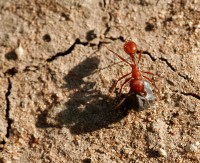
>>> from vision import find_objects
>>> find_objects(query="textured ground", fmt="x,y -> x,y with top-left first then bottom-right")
0,0 -> 200,162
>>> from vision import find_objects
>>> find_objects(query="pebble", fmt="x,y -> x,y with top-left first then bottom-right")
15,44 -> 24,59
186,142 -> 199,152
158,148 -> 167,157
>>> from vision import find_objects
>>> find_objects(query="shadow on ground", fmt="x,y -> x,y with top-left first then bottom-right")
36,56 -> 128,134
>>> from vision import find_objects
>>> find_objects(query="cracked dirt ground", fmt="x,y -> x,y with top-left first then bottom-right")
0,0 -> 200,162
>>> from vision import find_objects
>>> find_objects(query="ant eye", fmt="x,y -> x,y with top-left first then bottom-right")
123,41 -> 137,56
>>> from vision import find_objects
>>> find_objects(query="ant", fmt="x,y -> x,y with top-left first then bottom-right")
106,40 -> 158,109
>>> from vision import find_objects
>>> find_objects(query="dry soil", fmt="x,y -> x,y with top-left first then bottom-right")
0,0 -> 200,162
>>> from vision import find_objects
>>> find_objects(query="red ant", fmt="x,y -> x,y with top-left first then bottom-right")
107,41 -> 158,109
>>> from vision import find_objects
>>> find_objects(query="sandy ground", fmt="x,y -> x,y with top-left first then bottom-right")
0,0 -> 200,162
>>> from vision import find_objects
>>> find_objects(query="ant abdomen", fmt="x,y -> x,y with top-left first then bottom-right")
130,79 -> 145,95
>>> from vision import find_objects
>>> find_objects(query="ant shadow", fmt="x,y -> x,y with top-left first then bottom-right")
36,56 -> 128,134
57,56 -> 129,134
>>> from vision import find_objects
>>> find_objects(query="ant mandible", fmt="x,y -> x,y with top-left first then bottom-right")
107,40 -> 158,109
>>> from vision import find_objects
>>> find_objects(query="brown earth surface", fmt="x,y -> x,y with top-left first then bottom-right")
0,0 -> 200,162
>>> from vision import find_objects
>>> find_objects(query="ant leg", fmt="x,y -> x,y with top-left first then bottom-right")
141,71 -> 154,75
106,47 -> 132,66
142,71 -> 160,82
118,77 -> 132,95
142,75 -> 160,93
109,72 -> 132,93
115,92 -> 134,109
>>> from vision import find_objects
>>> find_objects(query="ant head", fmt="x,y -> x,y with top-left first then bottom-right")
123,41 -> 137,56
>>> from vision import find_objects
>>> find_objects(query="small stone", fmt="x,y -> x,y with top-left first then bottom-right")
15,44 -> 24,59
195,141 -> 199,146
186,143 -> 198,152
158,148 -> 167,157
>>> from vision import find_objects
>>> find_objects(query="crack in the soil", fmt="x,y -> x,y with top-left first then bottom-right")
46,35 -> 125,63
142,51 -> 156,62
4,67 -> 18,76
159,57 -> 176,71
46,39 -> 88,62
104,24 -> 111,36
178,72 -> 188,80
181,92 -> 200,100
105,36 -> 125,42
5,78 -> 12,138
158,58 -> 192,81
173,90 -> 200,100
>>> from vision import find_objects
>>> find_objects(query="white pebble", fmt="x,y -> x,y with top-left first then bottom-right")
15,44 -> 24,59
158,148 -> 167,157
195,141 -> 199,146
186,143 -> 198,152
